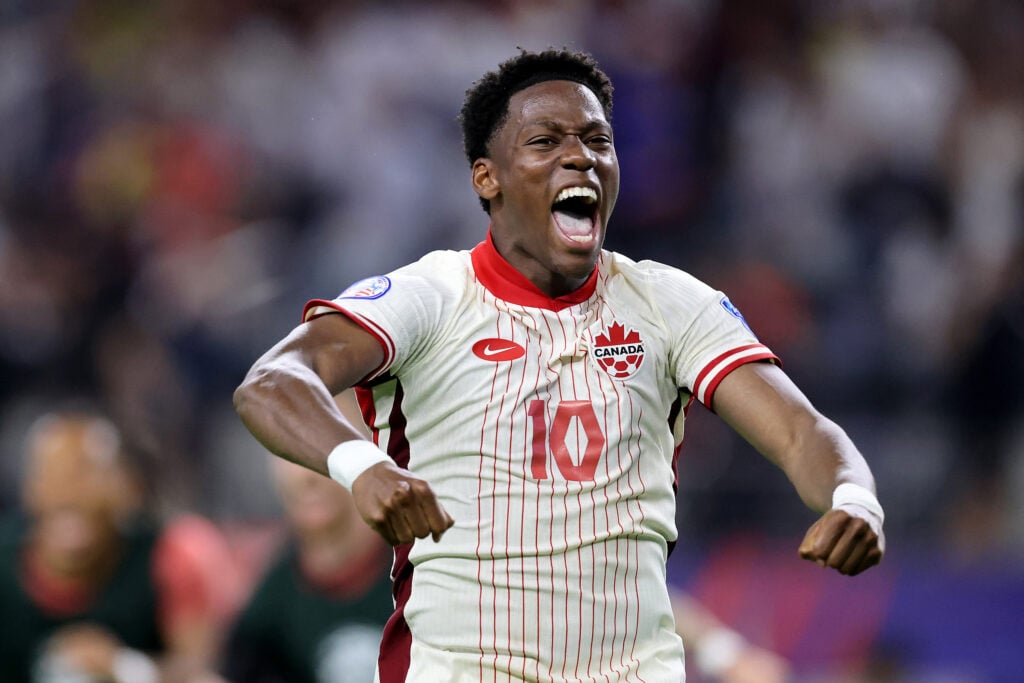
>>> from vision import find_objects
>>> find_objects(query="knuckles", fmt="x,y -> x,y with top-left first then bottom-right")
408,479 -> 433,496
382,477 -> 432,508
367,512 -> 390,528
355,474 -> 448,545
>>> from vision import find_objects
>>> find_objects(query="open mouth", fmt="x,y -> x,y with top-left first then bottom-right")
552,186 -> 599,244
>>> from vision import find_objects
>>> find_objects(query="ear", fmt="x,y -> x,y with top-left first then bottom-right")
471,159 -> 500,203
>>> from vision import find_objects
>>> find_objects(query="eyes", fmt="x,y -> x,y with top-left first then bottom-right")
525,133 -> 613,150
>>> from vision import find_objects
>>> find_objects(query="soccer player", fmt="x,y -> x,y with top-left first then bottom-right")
234,49 -> 885,682
0,410 -> 239,683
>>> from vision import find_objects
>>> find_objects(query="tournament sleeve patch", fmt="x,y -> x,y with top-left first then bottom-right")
720,296 -> 753,333
339,275 -> 391,300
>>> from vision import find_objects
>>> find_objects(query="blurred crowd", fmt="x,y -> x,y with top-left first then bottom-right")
0,0 -> 1022,680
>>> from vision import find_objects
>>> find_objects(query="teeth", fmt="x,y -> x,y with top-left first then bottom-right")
554,187 -> 597,204
567,234 -> 591,243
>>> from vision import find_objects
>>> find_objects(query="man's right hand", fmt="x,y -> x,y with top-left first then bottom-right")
351,461 -> 454,545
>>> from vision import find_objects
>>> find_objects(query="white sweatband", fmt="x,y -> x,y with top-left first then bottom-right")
832,482 -> 884,524
693,627 -> 745,676
112,648 -> 159,683
327,440 -> 391,489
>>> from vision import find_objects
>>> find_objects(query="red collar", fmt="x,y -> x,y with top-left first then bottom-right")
470,232 -> 599,311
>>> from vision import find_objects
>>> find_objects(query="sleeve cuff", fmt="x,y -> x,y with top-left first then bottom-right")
692,343 -> 780,411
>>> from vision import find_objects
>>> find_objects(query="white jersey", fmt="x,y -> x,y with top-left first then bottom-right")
304,236 -> 777,683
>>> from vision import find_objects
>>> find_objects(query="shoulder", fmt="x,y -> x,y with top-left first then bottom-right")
334,249 -> 471,292
603,251 -> 709,286
306,249 -> 471,323
353,250 -> 471,304
415,248 -> 472,269
392,250 -> 471,286
600,252 -> 717,305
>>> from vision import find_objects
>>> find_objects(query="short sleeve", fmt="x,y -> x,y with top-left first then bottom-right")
302,254 -> 457,382
653,268 -> 779,411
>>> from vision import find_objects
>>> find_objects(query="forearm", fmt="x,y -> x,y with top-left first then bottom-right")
715,363 -> 884,574
779,411 -> 876,514
714,363 -> 877,512
234,358 -> 367,475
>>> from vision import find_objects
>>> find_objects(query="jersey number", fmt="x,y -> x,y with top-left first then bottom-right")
527,399 -> 605,482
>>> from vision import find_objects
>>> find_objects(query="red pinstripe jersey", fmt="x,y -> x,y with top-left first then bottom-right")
304,235 -> 778,682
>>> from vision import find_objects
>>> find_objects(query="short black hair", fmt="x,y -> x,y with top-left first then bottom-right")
459,48 -> 614,213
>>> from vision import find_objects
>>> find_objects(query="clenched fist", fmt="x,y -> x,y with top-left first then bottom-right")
351,461 -> 455,545
799,506 -> 884,576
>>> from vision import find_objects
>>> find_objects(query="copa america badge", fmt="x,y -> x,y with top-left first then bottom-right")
720,297 -> 753,332
339,276 -> 391,300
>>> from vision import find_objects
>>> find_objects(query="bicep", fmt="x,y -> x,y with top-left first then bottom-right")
711,361 -> 821,468
262,313 -> 385,394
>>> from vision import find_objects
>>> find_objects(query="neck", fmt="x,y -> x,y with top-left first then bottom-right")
514,257 -> 589,298
472,231 -> 599,311
495,237 -> 590,297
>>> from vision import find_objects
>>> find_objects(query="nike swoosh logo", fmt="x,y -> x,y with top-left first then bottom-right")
472,338 -> 526,362
483,344 -> 517,356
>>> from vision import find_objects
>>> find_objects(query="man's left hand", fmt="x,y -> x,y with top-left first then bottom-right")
798,507 -> 884,576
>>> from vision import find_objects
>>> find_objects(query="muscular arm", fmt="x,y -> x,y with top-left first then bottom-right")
713,362 -> 884,575
233,314 -> 383,475
234,313 -> 453,545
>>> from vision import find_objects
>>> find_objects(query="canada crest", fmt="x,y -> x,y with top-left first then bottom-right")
592,322 -> 645,380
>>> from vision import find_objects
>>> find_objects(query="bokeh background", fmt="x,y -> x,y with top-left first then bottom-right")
1,0 -> 1022,681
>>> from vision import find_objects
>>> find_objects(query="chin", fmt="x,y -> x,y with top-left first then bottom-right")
563,233 -> 603,262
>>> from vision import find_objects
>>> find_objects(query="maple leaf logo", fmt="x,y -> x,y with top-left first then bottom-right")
594,322 -> 641,347
592,322 -> 645,380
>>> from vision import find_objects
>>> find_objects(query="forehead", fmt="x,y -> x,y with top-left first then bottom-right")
505,80 -> 608,130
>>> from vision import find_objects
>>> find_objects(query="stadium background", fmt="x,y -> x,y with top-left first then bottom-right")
0,1 -> 1021,681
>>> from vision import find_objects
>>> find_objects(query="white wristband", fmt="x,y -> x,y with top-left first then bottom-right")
327,440 -> 391,489
112,648 -> 159,683
693,627 -> 745,676
832,482 -> 884,524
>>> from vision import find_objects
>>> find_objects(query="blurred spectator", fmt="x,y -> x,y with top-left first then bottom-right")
0,408 -> 240,683
220,394 -> 393,683
671,588 -> 791,683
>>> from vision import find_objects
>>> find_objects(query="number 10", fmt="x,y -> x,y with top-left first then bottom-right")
527,400 -> 606,482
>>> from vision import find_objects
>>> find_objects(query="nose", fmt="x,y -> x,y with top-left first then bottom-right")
560,135 -> 594,170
